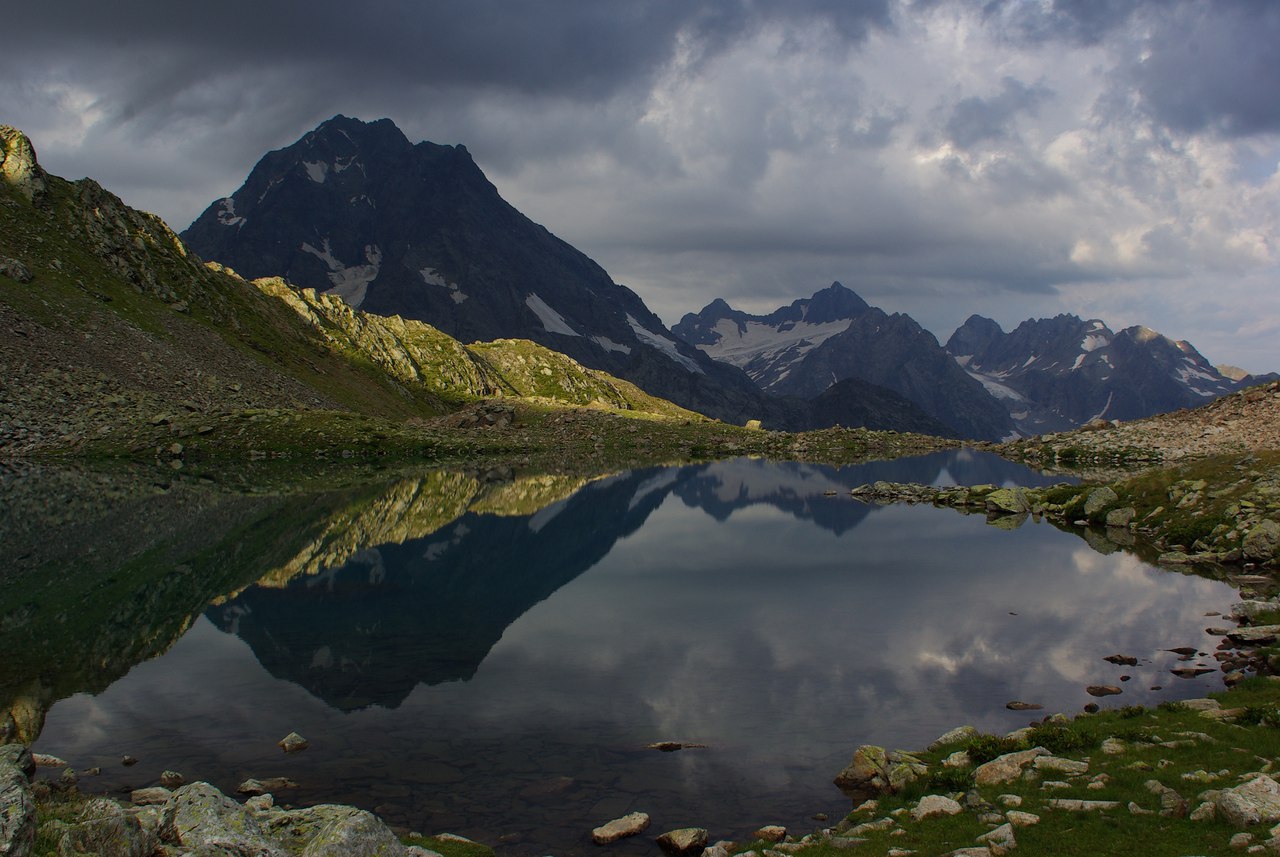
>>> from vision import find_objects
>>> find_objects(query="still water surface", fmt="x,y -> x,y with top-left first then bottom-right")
34,451 -> 1239,854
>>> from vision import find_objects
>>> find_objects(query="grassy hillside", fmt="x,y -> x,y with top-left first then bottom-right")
0,126 -> 710,465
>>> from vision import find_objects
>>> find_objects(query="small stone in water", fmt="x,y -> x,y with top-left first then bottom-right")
278,732 -> 309,753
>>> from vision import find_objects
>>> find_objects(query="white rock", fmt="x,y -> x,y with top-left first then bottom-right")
1218,776 -> 1280,828
592,812 -> 651,845
910,795 -> 962,822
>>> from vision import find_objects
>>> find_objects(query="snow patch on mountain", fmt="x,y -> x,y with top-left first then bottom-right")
216,198 -> 245,228
701,318 -> 851,366
627,315 -> 703,373
421,268 -> 467,304
302,161 -> 329,183
526,293 -> 579,337
301,238 -> 381,307
592,336 -> 631,355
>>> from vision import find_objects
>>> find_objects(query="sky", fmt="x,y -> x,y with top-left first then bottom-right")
4,0 -> 1279,371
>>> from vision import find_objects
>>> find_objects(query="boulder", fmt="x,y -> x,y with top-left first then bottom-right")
752,826 -> 786,843
1243,521 -> 1280,563
268,805 -> 406,857
58,797 -> 157,857
985,488 -> 1031,515
129,787 -> 171,806
1047,799 -> 1120,811
157,782 -> 282,856
591,812 -> 650,845
657,827 -> 709,856
0,755 -> 36,857
278,732 -> 309,753
927,725 -> 978,752
0,746 -> 34,781
1033,756 -> 1088,775
1083,487 -> 1119,517
1086,685 -> 1123,697
976,823 -> 1016,856
833,746 -> 926,796
973,748 -> 1048,786
1006,811 -> 1040,827
1217,775 -> 1280,828
910,795 -> 962,821
1105,506 -> 1136,527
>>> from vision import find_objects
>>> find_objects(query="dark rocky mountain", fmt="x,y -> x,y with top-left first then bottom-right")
672,282 -> 1014,440
945,314 -> 1244,432
181,115 -> 804,426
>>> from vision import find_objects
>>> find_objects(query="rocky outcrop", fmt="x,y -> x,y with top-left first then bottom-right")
0,746 -> 36,857
833,745 -> 928,797
0,127 -> 46,203
57,797 -> 157,857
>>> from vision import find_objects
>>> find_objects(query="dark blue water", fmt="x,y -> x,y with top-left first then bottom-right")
33,452 -> 1238,855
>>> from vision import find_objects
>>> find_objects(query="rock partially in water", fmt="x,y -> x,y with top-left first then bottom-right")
657,827 -> 709,856
592,812 -> 650,845
1086,685 -> 1123,697
278,732 -> 309,753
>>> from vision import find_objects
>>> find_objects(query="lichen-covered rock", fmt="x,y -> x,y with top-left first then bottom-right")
58,798 -> 156,857
910,795 -> 962,821
1243,521 -> 1280,563
296,807 -> 405,857
157,782 -> 281,856
0,127 -> 47,203
0,746 -> 34,781
973,748 -> 1048,786
657,827 -> 709,856
0,754 -> 36,857
834,746 -> 926,796
1217,775 -> 1280,828
928,725 -> 978,752
1105,506 -> 1135,527
0,257 -> 31,284
977,822 -> 1016,856
1083,486 -> 1119,517
985,488 -> 1031,515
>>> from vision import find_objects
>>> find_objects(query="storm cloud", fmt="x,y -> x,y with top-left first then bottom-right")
2,0 -> 1277,370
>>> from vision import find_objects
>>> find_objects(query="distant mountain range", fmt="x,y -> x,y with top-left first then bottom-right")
181,115 -> 947,436
675,283 -> 1275,440
944,314 -> 1272,434
672,282 -> 1015,440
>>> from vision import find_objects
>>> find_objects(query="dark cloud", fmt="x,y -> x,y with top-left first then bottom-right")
943,76 -> 1053,148
1127,1 -> 1280,136
2,0 -> 1277,371
5,0 -> 890,114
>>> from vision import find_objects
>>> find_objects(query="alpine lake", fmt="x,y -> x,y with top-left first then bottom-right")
2,449 -> 1249,855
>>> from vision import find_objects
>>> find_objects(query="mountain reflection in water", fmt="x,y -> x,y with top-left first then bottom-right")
27,452 -> 1239,856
